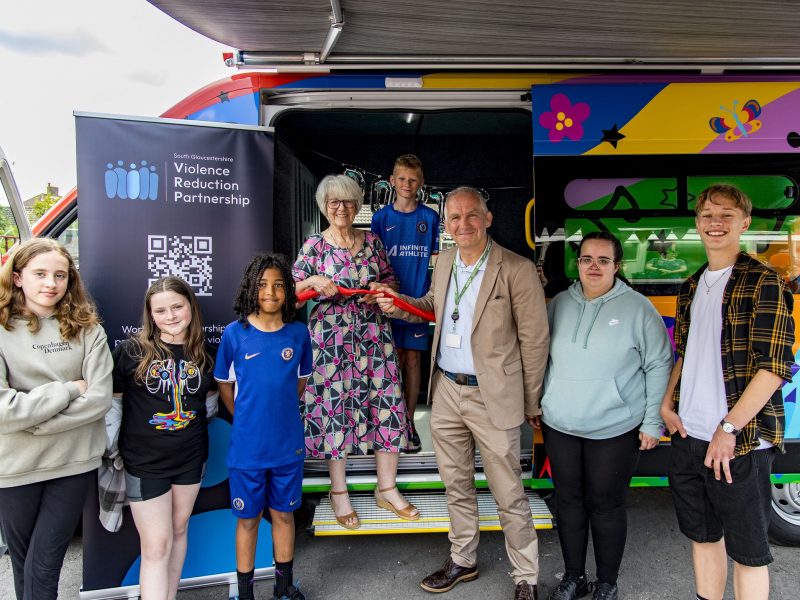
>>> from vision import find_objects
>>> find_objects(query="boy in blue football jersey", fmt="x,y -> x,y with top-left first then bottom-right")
371,154 -> 439,452
215,254 -> 312,600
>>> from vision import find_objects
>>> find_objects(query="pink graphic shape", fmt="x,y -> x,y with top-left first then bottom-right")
539,93 -> 591,142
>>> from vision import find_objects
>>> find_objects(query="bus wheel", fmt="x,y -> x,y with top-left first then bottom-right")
769,482 -> 800,546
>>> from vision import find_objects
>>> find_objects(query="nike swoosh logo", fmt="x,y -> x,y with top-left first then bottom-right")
245,353 -> 260,360
386,225 -> 397,231
413,333 -> 426,338
289,498 -> 299,506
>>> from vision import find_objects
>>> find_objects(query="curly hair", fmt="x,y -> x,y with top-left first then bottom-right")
233,253 -> 297,325
131,276 -> 213,384
0,238 -> 100,340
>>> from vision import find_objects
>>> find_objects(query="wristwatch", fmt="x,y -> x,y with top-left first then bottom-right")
720,419 -> 741,435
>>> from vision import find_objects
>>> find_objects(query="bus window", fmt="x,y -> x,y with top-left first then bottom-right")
0,180 -> 20,254
56,219 -> 80,268
535,161 -> 800,294
565,178 -> 679,211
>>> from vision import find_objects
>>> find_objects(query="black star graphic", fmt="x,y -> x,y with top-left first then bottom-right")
601,124 -> 625,148
659,187 -> 679,209
218,91 -> 230,103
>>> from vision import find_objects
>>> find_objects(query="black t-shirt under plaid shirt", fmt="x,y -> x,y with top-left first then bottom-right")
673,253 -> 795,456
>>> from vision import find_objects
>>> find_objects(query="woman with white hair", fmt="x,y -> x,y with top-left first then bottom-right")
293,174 -> 419,530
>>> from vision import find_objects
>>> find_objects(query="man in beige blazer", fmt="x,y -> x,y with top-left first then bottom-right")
377,186 -> 549,600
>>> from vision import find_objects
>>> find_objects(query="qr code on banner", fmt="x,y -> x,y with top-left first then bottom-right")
147,235 -> 213,296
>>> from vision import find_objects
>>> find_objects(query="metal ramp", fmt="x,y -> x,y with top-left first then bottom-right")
312,490 -> 552,536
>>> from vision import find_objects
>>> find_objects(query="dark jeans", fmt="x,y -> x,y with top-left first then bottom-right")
542,423 -> 640,585
0,471 -> 92,600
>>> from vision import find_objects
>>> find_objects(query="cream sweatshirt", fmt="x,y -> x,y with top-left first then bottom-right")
0,316 -> 112,487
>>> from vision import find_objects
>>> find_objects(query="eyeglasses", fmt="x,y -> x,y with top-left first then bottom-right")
577,256 -> 615,268
327,199 -> 356,209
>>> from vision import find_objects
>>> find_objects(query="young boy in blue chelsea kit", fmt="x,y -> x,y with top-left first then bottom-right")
215,254 -> 312,600
371,154 -> 439,451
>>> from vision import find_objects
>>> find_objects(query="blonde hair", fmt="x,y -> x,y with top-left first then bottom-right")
315,174 -> 364,214
393,154 -> 424,179
696,184 -> 752,217
0,238 -> 100,340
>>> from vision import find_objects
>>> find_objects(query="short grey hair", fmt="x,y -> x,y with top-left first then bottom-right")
315,174 -> 364,214
444,186 -> 489,214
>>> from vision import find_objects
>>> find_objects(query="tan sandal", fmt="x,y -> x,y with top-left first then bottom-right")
328,489 -> 360,530
374,485 -> 420,521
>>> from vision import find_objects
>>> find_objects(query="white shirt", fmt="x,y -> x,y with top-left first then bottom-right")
679,266 -> 730,442
436,249 -> 487,375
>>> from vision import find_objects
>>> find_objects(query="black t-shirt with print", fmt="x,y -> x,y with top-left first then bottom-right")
113,339 -> 216,478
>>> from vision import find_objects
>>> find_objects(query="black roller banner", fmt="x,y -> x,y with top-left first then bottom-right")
76,114 -> 276,596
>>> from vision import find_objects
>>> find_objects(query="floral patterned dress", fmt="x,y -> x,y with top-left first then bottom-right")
293,232 -> 406,458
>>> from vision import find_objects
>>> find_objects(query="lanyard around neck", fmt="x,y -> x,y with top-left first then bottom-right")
450,238 -> 492,323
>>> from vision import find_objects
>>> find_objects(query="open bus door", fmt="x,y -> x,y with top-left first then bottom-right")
0,145 -> 33,256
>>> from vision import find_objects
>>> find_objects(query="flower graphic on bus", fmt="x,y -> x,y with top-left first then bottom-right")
539,93 -> 591,142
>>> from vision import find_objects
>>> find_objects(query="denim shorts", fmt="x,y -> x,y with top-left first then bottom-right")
668,434 -> 775,566
125,462 -> 206,502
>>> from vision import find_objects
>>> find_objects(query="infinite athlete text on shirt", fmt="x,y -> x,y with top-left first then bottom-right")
387,243 -> 431,258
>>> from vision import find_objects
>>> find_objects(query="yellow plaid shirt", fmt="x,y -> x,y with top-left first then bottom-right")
673,253 -> 795,455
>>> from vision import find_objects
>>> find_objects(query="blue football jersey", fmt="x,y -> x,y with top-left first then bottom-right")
214,320 -> 312,468
371,203 -> 439,297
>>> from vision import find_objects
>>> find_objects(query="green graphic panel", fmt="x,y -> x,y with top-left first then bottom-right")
687,175 -> 796,210
565,178 -> 678,211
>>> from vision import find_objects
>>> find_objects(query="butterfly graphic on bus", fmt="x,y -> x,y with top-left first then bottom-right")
709,99 -> 762,142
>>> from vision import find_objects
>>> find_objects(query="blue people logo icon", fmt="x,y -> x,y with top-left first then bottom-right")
104,160 -> 159,200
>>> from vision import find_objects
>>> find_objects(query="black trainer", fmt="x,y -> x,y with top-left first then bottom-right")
592,582 -> 618,600
549,574 -> 591,600
273,582 -> 305,600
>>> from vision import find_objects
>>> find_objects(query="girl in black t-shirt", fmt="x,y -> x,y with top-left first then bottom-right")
112,276 -> 216,600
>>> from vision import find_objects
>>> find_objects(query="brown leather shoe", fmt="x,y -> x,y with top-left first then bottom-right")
420,558 -> 478,593
514,580 -> 538,600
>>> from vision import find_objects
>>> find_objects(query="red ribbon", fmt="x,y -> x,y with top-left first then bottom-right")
296,286 -> 435,322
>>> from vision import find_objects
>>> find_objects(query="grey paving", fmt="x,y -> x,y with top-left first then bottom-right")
0,488 -> 797,599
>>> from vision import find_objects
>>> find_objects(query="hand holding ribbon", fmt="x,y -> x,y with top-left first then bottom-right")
296,286 -> 435,322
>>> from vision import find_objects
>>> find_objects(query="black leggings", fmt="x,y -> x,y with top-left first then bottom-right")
0,471 -> 92,600
542,423 -> 640,585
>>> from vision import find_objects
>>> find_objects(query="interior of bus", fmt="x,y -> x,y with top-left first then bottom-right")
271,108 -> 536,479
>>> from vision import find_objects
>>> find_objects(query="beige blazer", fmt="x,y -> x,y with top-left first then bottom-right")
395,241 -> 549,430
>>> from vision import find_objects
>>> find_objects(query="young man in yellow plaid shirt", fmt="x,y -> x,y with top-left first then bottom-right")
660,184 -> 794,600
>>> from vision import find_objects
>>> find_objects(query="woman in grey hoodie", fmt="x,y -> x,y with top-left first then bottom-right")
0,239 -> 112,600
542,232 -> 673,600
